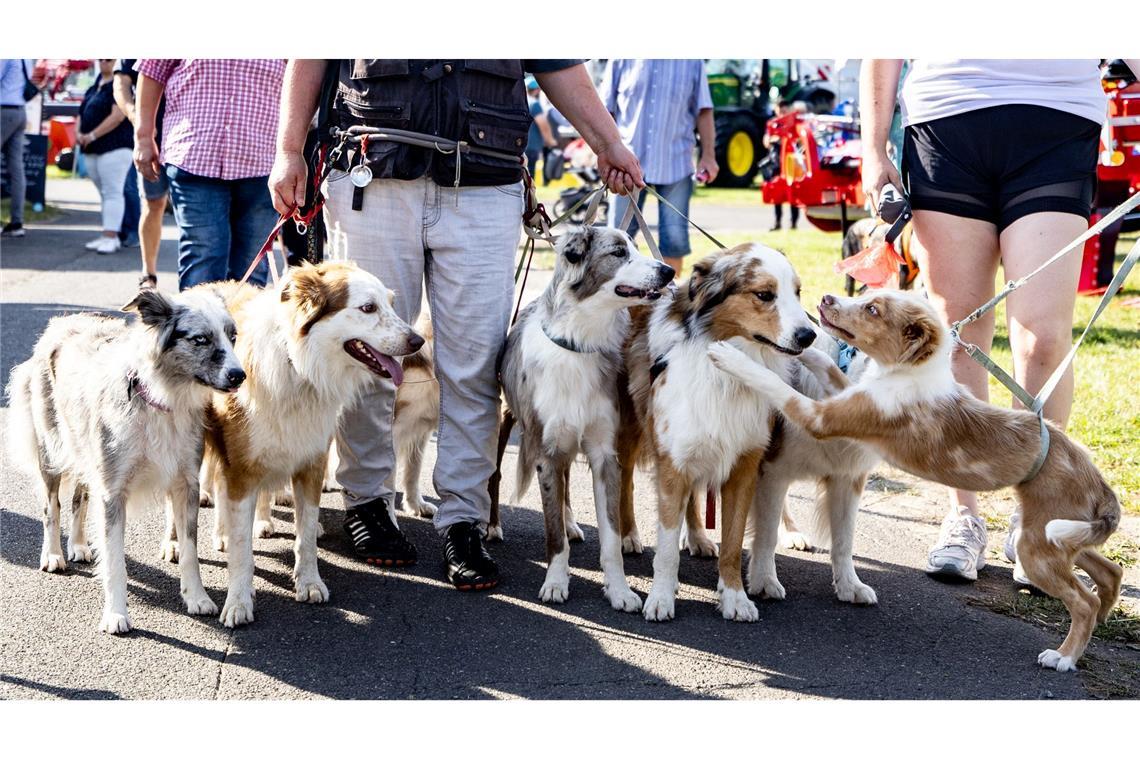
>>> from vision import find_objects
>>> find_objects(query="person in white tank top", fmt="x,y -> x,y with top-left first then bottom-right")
860,58 -> 1138,585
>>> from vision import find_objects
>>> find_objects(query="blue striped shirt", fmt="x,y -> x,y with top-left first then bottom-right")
600,59 -> 713,185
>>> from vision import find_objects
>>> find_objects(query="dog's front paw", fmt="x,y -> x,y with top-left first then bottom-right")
603,584 -> 643,613
1038,649 -> 1077,673
565,520 -> 585,543
538,578 -> 570,604
253,517 -> 277,539
67,542 -> 93,563
642,589 -> 675,622
835,578 -> 877,605
485,522 -> 504,542
780,530 -> 813,552
747,572 -> 786,600
40,551 -> 67,573
183,591 -> 218,616
98,610 -> 132,634
718,586 -> 760,622
295,576 -> 330,604
159,538 -> 179,563
682,528 -> 719,558
403,498 -> 437,518
220,592 -> 255,628
621,530 -> 643,555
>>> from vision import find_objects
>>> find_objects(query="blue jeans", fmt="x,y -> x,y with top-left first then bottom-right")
120,164 -> 140,243
165,165 -> 275,290
608,176 -> 693,257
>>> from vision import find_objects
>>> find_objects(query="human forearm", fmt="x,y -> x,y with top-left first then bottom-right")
112,74 -> 136,125
277,59 -> 326,155
87,108 -> 126,140
535,66 -> 621,154
697,108 -> 716,158
134,74 -> 163,139
859,59 -> 903,158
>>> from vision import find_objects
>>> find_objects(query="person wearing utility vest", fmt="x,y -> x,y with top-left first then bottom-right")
270,59 -> 643,592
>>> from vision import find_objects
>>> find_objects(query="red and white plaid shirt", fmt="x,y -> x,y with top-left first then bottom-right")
136,59 -> 285,180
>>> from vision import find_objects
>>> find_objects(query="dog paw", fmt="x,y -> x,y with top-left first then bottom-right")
158,538 -> 179,563
212,533 -> 227,553
642,590 -> 675,622
67,542 -> 93,563
565,520 -> 585,543
295,576 -> 330,604
183,592 -> 218,616
835,578 -> 878,605
621,532 -> 644,555
718,586 -> 760,622
40,552 -> 67,573
98,610 -> 132,634
682,530 -> 719,558
780,531 -> 813,552
1037,649 -> 1077,672
603,585 -> 643,613
485,523 -> 504,542
403,499 -> 437,518
219,593 -> 255,628
747,568 -> 786,599
539,579 -> 570,604
253,518 -> 277,539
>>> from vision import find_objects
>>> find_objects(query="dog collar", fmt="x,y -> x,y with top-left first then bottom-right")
127,372 -> 171,413
541,322 -> 598,354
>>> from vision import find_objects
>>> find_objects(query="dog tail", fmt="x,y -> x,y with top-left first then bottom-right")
4,361 -> 39,474
1045,491 -> 1120,548
513,437 -> 537,503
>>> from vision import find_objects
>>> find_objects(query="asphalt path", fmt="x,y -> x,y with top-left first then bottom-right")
2,179 -> 1137,699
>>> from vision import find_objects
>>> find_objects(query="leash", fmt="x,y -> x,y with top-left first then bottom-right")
949,191 -> 1140,483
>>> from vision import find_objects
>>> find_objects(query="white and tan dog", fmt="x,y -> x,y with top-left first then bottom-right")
709,289 -> 1122,670
201,261 -> 422,628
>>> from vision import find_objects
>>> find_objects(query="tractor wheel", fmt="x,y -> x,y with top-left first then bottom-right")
712,113 -> 762,188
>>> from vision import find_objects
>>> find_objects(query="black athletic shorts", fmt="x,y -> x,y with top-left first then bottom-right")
902,104 -> 1099,232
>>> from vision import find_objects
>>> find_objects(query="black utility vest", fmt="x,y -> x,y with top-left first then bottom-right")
331,59 -> 532,187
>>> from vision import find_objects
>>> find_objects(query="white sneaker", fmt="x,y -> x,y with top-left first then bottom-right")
1003,512 -> 1032,586
93,237 -> 121,255
926,514 -> 987,582
84,236 -> 105,250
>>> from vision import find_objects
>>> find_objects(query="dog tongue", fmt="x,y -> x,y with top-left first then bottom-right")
365,344 -> 404,386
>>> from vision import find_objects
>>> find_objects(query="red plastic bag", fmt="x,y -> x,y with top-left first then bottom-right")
835,242 -> 905,289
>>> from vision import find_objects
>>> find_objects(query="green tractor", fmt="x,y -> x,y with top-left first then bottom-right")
706,59 -> 838,188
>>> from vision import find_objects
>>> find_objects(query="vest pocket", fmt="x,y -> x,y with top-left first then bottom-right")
337,97 -> 412,129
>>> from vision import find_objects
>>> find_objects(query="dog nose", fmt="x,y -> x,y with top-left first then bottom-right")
821,294 -> 836,307
226,368 -> 246,387
794,327 -> 816,349
656,262 -> 675,284
407,332 -> 425,353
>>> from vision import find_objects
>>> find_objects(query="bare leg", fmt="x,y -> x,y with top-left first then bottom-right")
139,194 -> 165,282
67,483 -> 93,563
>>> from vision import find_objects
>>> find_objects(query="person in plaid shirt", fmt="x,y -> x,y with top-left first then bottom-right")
133,59 -> 285,289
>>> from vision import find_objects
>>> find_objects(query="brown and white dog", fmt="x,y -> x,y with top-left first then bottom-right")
622,244 -> 818,622
200,262 -> 422,627
708,289 -> 1122,670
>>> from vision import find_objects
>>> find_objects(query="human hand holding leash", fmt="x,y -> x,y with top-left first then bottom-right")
269,150 -> 308,216
597,141 -> 644,196
861,147 -> 902,210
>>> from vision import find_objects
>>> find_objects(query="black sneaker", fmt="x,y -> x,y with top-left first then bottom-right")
343,497 -> 417,566
2,222 -> 25,238
443,522 -> 499,591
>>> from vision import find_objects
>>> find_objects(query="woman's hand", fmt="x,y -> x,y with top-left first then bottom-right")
76,132 -> 93,149
861,148 -> 902,211
269,150 -> 308,215
597,141 -> 644,196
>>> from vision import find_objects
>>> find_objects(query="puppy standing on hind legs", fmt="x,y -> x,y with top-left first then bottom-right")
708,289 -> 1122,670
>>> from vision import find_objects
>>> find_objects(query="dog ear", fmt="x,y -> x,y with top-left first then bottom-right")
122,290 -> 175,329
687,253 -> 722,301
899,314 -> 940,364
283,263 -> 350,337
558,225 -> 592,265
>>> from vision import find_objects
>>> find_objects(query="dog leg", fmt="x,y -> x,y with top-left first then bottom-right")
717,453 -> 761,622
682,489 -> 718,558
643,462 -> 688,622
616,417 -> 642,554
563,467 -> 584,542
1020,539 -> 1099,672
219,489 -> 257,628
587,445 -> 641,613
487,407 -> 514,543
748,481 -> 787,600
212,492 -> 229,552
400,432 -> 436,518
38,472 -> 66,573
97,493 -> 131,633
322,441 -> 341,492
778,507 -> 813,551
67,484 -> 93,563
825,475 -> 876,605
1075,549 -> 1123,624
253,490 -> 277,539
538,454 -> 571,604
291,458 -> 330,604
159,497 -> 179,562
171,476 -> 216,616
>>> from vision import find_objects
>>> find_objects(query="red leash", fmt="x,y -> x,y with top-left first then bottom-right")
705,488 -> 716,530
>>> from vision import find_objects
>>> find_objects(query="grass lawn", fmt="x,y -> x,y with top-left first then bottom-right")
1,198 -> 60,223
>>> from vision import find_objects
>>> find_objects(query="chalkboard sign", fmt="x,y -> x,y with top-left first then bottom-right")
1,134 -> 49,206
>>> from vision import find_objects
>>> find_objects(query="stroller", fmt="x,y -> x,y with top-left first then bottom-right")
550,138 -> 610,224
